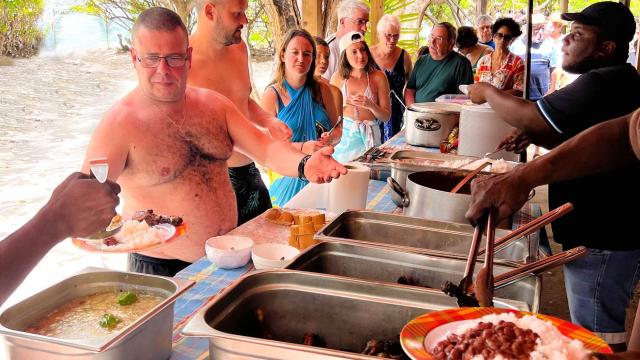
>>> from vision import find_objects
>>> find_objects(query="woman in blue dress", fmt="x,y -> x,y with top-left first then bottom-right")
261,29 -> 342,207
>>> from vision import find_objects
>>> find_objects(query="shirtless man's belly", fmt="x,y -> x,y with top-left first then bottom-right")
84,88 -> 236,262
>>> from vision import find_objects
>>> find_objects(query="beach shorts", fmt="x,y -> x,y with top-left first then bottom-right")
563,248 -> 640,345
128,253 -> 192,277
229,162 -> 272,226
332,117 -> 381,163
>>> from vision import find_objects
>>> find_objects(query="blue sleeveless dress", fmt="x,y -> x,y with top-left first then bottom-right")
268,80 -> 332,207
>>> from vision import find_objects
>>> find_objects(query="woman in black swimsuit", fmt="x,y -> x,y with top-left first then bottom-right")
370,14 -> 412,142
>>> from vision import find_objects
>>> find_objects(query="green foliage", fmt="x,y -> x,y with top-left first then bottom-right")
0,0 -> 45,57
246,0 -> 273,56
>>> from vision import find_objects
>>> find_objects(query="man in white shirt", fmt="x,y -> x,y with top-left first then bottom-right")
323,0 -> 370,80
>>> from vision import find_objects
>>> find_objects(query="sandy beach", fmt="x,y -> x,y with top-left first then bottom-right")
0,49 -> 275,309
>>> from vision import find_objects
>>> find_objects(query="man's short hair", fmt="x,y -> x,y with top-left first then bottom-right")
132,7 -> 188,45
337,0 -> 370,21
436,22 -> 457,43
476,14 -> 493,26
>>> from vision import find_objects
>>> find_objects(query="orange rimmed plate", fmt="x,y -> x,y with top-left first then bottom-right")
72,223 -> 187,253
400,307 -> 612,360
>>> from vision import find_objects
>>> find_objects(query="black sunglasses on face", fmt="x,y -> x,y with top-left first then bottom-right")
494,32 -> 513,41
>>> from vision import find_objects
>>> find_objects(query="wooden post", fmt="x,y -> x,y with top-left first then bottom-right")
560,0 -> 568,13
370,0 -> 384,45
302,0 -> 322,37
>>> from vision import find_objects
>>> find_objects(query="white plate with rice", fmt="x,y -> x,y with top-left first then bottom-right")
400,308 -> 612,360
73,220 -> 183,253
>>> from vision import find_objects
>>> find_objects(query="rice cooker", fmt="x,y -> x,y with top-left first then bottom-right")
404,102 -> 460,147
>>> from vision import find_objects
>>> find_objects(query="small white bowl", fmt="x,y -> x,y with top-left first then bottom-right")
251,243 -> 300,269
205,235 -> 254,269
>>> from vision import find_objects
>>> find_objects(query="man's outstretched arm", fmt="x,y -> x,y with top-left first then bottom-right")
247,96 -> 292,141
466,110 -> 639,225
220,94 -> 347,182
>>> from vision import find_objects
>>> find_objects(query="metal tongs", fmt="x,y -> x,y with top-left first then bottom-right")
477,202 -> 574,257
443,210 -> 496,307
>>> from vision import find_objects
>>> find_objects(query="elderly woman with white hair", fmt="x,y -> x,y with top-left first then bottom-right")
370,14 -> 412,142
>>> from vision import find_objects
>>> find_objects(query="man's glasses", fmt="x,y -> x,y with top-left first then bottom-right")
136,54 -> 189,68
347,17 -> 369,26
494,32 -> 513,41
428,35 -> 446,43
383,33 -> 400,41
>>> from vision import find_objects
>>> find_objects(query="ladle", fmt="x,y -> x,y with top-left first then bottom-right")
450,161 -> 492,194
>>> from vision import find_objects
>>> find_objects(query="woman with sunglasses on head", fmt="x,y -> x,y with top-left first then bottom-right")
261,29 -> 341,207
475,17 -> 524,96
330,31 -> 391,163
370,14 -> 412,142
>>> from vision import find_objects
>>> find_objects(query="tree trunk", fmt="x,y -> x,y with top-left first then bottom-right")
259,0 -> 300,52
475,0 -> 488,19
322,0 -> 340,38
155,0 -> 195,27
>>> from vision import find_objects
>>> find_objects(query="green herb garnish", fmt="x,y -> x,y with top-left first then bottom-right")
99,313 -> 121,329
117,291 -> 138,306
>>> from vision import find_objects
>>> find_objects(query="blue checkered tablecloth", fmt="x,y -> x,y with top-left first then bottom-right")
169,179 -> 544,359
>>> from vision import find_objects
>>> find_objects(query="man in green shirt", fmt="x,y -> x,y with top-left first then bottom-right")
405,22 -> 474,105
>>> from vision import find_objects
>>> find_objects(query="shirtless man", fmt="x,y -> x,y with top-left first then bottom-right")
189,0 -> 291,227
82,7 -> 346,276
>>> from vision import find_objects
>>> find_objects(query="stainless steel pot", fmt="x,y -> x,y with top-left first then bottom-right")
404,102 -> 460,147
388,170 -> 475,224
0,268 -> 193,360
389,150 -> 489,189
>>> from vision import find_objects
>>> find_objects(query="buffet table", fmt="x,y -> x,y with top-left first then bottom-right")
169,179 -> 545,359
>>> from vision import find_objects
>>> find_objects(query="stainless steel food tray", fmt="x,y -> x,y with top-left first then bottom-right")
182,270 -> 528,359
286,242 -> 540,311
315,211 -> 539,264
0,268 -> 193,360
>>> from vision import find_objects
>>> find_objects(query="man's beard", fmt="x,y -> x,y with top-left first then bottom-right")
222,28 -> 242,46
563,55 -> 600,74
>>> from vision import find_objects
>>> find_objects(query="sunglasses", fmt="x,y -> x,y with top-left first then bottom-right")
494,32 -> 514,41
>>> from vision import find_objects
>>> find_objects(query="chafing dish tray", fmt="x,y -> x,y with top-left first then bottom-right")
389,150 -> 516,188
316,211 -> 538,263
182,270 -> 528,359
286,242 -> 540,311
0,268 -> 193,359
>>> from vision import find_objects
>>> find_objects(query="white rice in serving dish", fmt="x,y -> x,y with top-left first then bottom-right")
441,313 -> 591,360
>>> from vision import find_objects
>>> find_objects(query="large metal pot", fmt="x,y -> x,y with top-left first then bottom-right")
0,268 -> 193,360
404,102 -> 460,147
388,170 -> 474,224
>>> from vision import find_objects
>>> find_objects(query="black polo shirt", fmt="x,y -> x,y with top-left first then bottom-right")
536,64 -> 640,250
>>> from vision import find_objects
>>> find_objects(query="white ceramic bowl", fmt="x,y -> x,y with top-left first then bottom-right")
205,235 -> 254,269
251,243 -> 300,269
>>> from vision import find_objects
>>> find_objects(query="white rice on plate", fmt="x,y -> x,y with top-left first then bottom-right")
114,220 -> 165,247
442,313 -> 590,360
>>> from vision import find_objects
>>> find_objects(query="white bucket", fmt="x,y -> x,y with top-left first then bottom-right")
458,104 -> 519,161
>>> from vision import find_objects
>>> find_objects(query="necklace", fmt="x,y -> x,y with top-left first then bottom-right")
153,94 -> 188,134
